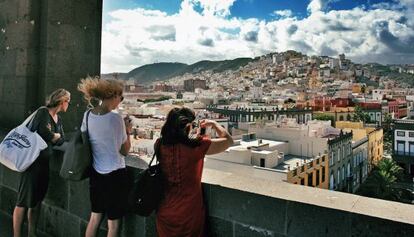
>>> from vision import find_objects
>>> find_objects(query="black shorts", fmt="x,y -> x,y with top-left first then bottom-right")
89,168 -> 128,220
16,155 -> 49,208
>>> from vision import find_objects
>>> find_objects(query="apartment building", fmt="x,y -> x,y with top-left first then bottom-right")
393,119 -> 414,176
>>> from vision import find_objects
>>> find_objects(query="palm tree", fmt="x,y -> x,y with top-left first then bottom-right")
377,158 -> 404,180
357,159 -> 404,202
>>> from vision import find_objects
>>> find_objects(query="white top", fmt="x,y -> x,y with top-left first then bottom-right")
81,111 -> 127,174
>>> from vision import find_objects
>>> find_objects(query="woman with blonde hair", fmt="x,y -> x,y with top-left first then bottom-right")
78,76 -> 132,237
13,88 -> 71,237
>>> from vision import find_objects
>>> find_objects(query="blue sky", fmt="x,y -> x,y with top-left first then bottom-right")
103,0 -> 389,20
101,0 -> 414,73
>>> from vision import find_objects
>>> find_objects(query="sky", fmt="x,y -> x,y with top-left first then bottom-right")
101,0 -> 414,73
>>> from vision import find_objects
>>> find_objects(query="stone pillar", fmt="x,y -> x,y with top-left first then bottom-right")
0,0 -> 102,131
0,0 -> 41,127
38,0 -> 102,132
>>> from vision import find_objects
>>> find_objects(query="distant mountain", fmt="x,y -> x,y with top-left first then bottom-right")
100,73 -> 128,80
126,62 -> 187,84
121,58 -> 256,84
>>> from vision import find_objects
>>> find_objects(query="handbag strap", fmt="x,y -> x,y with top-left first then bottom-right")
26,106 -> 47,131
149,138 -> 161,167
85,109 -> 91,135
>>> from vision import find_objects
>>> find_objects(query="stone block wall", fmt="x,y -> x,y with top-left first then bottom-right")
1,155 -> 414,237
0,0 -> 41,127
0,0 -> 102,130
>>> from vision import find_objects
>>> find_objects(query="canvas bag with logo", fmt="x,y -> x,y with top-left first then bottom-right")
0,108 -> 48,172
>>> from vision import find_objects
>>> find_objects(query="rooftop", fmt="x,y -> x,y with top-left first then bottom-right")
274,154 -> 314,172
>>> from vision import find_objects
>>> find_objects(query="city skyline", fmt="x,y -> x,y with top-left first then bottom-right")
102,0 -> 414,73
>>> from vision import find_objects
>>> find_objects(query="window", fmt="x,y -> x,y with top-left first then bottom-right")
347,162 -> 351,177
316,170 -> 320,186
337,148 -> 341,162
329,174 -> 334,190
322,166 -> 326,182
330,151 -> 334,165
353,155 -> 357,167
342,166 -> 345,181
397,141 -> 405,155
409,132 -> 414,138
397,131 -> 405,137
308,172 -> 313,186
410,142 -> 414,156
337,170 -> 341,186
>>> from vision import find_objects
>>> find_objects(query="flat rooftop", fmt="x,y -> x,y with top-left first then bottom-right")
236,139 -> 287,148
274,154 -> 313,173
130,153 -> 287,182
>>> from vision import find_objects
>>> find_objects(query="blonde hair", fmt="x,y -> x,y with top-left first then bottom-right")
46,88 -> 71,108
77,76 -> 124,104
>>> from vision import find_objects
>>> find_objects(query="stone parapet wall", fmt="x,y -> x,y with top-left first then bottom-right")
0,153 -> 414,237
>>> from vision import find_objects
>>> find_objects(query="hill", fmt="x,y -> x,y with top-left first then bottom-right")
123,57 -> 256,84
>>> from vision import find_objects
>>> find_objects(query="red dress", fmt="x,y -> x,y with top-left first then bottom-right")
156,137 -> 212,237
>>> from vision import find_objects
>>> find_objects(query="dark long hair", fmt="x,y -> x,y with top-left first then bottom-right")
160,107 -> 202,147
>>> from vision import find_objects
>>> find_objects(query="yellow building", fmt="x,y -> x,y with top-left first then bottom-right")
352,83 -> 366,94
314,107 -> 355,123
287,154 -> 329,189
335,121 -> 384,172
366,127 -> 383,170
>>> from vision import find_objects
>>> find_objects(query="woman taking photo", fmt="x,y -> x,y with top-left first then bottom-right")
78,77 -> 132,237
156,107 -> 233,237
13,89 -> 70,237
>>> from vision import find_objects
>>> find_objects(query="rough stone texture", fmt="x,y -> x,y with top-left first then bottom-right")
0,0 -> 41,128
39,204 -> 86,237
36,0 -> 102,132
0,0 -> 102,130
350,214 -> 414,237
2,166 -> 20,191
145,214 -> 158,237
234,223 -> 277,237
80,220 -> 107,237
43,170 -> 68,210
209,184 -> 287,234
286,201 -> 351,237
121,213 -> 146,237
68,179 -> 91,220
0,164 -> 4,186
1,158 -> 414,236
0,186 -> 17,215
208,216 -> 233,237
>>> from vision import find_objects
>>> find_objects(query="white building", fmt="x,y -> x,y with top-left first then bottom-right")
329,58 -> 339,69
206,134 -> 288,168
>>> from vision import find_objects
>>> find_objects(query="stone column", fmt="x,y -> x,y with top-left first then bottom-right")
0,0 -> 102,131
0,0 -> 41,127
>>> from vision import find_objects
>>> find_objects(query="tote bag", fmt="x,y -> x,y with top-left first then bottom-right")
0,108 -> 48,172
59,110 -> 92,181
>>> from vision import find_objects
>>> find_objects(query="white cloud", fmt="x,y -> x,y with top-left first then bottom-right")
273,9 -> 293,18
307,0 -> 340,14
101,0 -> 414,73
186,0 -> 236,17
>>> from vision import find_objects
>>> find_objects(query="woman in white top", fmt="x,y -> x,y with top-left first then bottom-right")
78,77 -> 132,237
